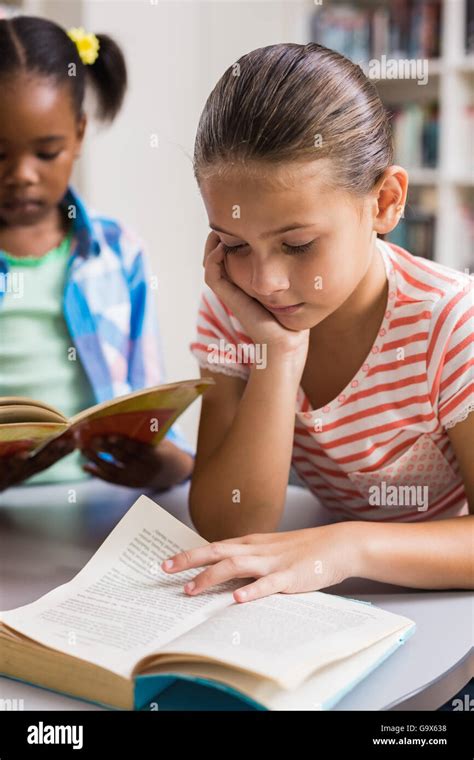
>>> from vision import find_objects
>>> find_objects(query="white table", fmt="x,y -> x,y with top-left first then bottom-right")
0,479 -> 472,711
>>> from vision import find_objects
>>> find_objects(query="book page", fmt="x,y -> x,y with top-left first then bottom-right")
0,396 -> 65,416
0,422 -> 69,457
145,626 -> 414,710
69,378 -> 213,447
0,405 -> 66,424
0,495 -> 239,678
156,592 -> 415,689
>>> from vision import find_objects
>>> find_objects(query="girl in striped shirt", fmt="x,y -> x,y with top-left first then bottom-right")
162,43 -> 473,600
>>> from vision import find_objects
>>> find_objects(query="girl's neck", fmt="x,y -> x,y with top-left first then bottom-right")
0,204 -> 70,258
310,236 -> 388,348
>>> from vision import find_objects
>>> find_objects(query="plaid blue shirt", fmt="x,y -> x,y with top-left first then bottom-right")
0,186 -> 194,456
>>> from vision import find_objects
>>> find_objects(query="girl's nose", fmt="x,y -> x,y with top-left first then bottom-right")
250,260 -> 290,297
5,158 -> 39,186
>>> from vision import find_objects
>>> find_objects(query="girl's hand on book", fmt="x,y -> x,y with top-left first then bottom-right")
161,522 -> 362,602
204,232 -> 309,360
0,434 -> 76,491
82,435 -> 193,490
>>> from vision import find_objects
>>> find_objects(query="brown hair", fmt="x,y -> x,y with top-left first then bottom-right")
193,42 -> 393,196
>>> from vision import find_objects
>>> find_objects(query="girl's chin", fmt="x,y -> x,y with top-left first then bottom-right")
274,303 -> 326,329
274,314 -> 313,331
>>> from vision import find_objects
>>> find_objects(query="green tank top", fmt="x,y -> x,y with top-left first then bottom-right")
0,230 -> 96,484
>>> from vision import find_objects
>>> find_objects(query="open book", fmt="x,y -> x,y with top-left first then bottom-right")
0,378 -> 214,460
0,495 -> 416,711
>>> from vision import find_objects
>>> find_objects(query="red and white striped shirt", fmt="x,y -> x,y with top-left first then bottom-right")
190,238 -> 473,522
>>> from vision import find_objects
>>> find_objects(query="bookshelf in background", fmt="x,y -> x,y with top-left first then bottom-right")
309,0 -> 473,273
384,185 -> 437,261
380,100 -> 439,259
310,0 -> 442,61
467,0 -> 474,53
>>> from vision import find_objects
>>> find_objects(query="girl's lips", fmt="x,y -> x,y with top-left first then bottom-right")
264,302 -> 305,314
2,200 -> 43,214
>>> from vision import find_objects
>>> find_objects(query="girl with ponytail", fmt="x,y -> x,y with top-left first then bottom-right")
0,16 -> 194,490
162,44 -> 473,599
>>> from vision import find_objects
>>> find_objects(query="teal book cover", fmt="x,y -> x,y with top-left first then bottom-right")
0,622 -> 415,711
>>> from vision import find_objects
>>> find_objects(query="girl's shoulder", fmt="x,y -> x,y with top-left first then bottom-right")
380,239 -> 472,319
88,209 -> 147,270
66,187 -> 148,270
379,241 -> 472,389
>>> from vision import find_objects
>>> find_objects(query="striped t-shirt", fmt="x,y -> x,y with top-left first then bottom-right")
190,238 -> 473,523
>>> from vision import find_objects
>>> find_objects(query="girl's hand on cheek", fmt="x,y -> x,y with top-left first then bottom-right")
203,232 -> 309,357
161,523 -> 361,603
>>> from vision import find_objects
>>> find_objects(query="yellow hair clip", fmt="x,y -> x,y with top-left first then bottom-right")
67,27 -> 100,65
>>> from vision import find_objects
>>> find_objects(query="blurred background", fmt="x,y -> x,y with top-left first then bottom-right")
1,0 -> 473,445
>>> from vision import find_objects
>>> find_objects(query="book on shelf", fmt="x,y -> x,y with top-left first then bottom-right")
458,201 -> 474,272
310,1 -> 442,64
0,495 -> 416,711
385,211 -> 436,261
386,101 -> 439,170
382,186 -> 437,260
467,0 -> 474,54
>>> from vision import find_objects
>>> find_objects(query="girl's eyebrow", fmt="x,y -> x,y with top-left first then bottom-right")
0,135 -> 66,144
35,136 -> 66,143
210,222 -> 317,239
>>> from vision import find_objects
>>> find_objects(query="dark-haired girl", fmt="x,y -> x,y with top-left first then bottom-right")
0,16 -> 193,490
162,43 -> 473,599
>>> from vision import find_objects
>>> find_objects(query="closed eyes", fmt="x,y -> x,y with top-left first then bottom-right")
0,151 -> 62,161
221,241 -> 316,256
37,151 -> 61,161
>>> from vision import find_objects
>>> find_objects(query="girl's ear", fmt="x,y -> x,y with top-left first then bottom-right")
75,113 -> 87,149
372,166 -> 408,236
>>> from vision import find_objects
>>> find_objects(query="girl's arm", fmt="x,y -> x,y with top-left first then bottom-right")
165,414 -> 473,598
190,344 -> 306,542
190,233 -> 310,541
162,512 -> 473,599
355,412 -> 474,590
354,515 -> 473,590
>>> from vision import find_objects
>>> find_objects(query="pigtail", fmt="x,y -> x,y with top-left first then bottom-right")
0,17 -> 127,125
86,33 -> 127,123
